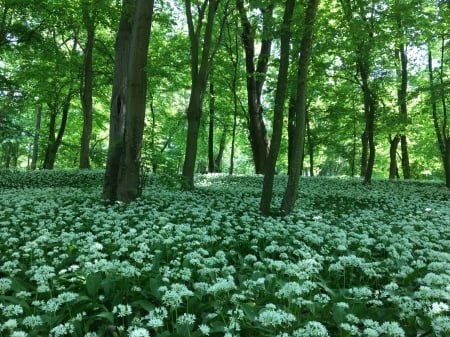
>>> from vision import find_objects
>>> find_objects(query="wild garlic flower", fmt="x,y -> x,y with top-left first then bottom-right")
256,304 -> 296,327
49,322 -> 75,337
128,327 -> 150,337
177,313 -> 196,326
0,277 -> 12,294
112,304 -> 132,317
292,321 -> 329,337
198,324 -> 210,336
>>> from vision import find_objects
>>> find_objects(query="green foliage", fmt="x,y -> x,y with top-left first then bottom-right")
1,175 -> 450,336
0,169 -> 104,188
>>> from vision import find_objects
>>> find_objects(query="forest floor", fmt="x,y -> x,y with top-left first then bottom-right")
1,171 -> 450,337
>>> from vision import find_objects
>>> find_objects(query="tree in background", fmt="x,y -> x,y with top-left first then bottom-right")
236,0 -> 273,174
281,0 -> 320,214
182,0 -> 226,189
260,0 -> 295,215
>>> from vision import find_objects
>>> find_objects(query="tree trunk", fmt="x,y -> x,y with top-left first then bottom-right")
103,0 -> 134,202
388,134 -> 400,179
358,59 -> 376,185
260,0 -> 295,214
287,95 -> 295,174
43,94 -> 72,169
31,104 -> 42,170
182,0 -> 220,189
236,0 -> 272,174
280,0 -> 319,215
79,4 -> 95,169
116,0 -> 154,203
214,129 -> 226,172
306,110 -> 314,176
397,36 -> 410,179
208,76 -> 215,173
445,138 -> 450,188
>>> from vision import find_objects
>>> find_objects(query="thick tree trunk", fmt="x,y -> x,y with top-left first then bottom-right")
388,134 -> 400,179
79,9 -> 95,169
182,0 -> 219,189
445,138 -> 450,188
236,0 -> 272,174
260,0 -> 295,214
400,135 -> 410,178
360,130 -> 368,177
115,0 -> 154,203
31,104 -> 42,170
280,0 -> 319,215
43,95 -> 72,169
103,0 -> 134,201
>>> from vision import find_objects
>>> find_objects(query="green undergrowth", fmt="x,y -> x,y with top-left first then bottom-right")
0,172 -> 449,337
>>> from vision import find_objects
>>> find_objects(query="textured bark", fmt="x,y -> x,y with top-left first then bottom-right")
116,0 -> 154,203
388,134 -> 400,179
43,94 -> 72,169
208,77 -> 215,173
30,104 -> 42,170
281,0 -> 319,214
397,35 -> 410,179
358,59 -> 376,185
103,0 -> 134,201
182,0 -> 220,189
79,4 -> 95,169
236,0 -> 272,174
260,0 -> 295,214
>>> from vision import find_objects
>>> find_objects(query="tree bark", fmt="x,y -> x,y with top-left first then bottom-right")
79,2 -> 96,169
236,0 -> 272,174
208,76 -> 215,173
260,0 -> 295,214
31,104 -> 42,170
280,0 -> 319,215
397,35 -> 410,179
388,134 -> 400,179
116,0 -> 154,203
182,0 -> 220,189
42,93 -> 72,169
103,0 -> 134,201
358,59 -> 376,185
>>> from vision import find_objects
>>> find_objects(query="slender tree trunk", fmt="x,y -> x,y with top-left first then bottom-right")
236,0 -> 272,174
281,0 -> 319,215
358,59 -> 376,184
260,0 -> 295,214
427,47 -> 450,187
397,38 -> 410,179
208,76 -> 215,173
388,134 -> 400,179
439,37 -> 450,188
215,129 -> 226,172
31,104 -> 42,170
79,6 -> 95,169
182,0 -> 220,189
306,111 -> 314,176
116,0 -> 154,203
287,95 -> 295,174
103,0 -> 134,201
43,94 -> 72,169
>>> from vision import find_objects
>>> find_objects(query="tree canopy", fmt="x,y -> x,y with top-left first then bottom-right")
1,0 -> 449,197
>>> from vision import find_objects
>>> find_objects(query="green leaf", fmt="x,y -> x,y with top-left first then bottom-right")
86,271 -> 103,297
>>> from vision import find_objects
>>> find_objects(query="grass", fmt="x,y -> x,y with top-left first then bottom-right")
0,170 -> 449,337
